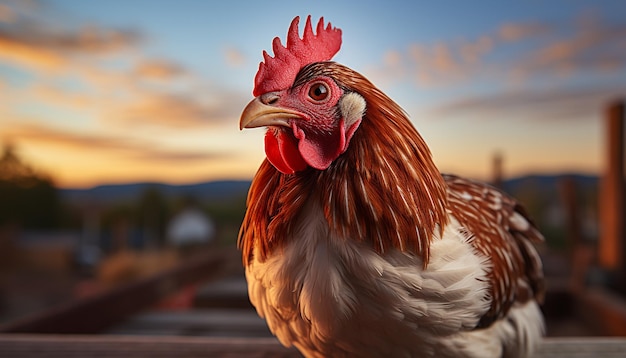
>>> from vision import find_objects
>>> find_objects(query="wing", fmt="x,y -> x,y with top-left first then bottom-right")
443,174 -> 545,328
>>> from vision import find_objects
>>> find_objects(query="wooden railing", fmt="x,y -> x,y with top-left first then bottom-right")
1,246 -> 625,357
0,334 -> 625,357
0,247 -> 241,334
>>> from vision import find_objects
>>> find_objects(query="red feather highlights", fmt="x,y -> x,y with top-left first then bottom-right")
253,16 -> 342,97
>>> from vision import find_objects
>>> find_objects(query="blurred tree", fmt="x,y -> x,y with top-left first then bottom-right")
101,203 -> 135,252
136,186 -> 168,248
0,143 -> 61,229
202,195 -> 246,246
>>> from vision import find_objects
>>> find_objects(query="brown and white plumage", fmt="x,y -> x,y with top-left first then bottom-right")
239,16 -> 544,358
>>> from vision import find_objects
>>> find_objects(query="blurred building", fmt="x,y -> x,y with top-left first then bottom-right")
166,207 -> 215,248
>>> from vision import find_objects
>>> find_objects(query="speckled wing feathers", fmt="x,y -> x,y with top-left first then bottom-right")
444,174 -> 545,328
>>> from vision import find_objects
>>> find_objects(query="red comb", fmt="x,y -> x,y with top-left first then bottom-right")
253,16 -> 342,96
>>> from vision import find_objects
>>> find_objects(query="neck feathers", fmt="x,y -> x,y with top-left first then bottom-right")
317,81 -> 448,265
239,69 -> 448,266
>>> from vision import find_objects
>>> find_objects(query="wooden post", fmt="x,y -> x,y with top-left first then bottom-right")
492,151 -> 503,189
599,100 -> 625,291
560,176 -> 594,292
560,176 -> 581,248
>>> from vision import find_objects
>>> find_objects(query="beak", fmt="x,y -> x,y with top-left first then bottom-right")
239,97 -> 301,130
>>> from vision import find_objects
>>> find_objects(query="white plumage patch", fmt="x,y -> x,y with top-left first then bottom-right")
450,300 -> 544,358
339,91 -> 366,128
509,211 -> 530,231
244,200 -> 542,357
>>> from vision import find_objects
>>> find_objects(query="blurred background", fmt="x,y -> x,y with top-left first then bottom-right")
1,0 -> 625,342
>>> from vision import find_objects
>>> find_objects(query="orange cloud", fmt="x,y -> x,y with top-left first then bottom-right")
0,3 -> 15,23
28,84 -> 97,110
0,25 -> 141,72
0,8 -> 244,131
132,60 -> 187,80
460,36 -> 493,64
375,12 -> 626,93
0,121 -> 253,187
114,93 -> 213,127
4,122 -> 226,163
511,18 -> 626,79
0,34 -> 66,72
497,22 -> 550,42
427,84 -> 626,122
406,39 -> 489,87
109,90 -> 246,128
0,1 -> 257,187
223,47 -> 246,67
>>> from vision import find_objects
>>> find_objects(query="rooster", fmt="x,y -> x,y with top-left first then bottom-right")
238,16 -> 545,358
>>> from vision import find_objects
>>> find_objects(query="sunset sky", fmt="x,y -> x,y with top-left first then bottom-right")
1,0 -> 625,188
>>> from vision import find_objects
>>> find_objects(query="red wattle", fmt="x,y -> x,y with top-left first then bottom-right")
264,130 -> 308,174
264,118 -> 361,174
295,125 -> 345,170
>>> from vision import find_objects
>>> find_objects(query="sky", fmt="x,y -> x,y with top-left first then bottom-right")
1,0 -> 625,188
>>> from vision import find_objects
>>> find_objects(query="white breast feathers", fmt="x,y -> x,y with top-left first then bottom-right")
245,201 -> 542,358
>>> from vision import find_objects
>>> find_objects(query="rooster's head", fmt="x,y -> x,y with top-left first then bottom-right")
240,16 -> 365,174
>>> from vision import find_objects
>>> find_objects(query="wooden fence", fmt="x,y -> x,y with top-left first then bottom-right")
1,246 -> 625,357
0,334 -> 625,357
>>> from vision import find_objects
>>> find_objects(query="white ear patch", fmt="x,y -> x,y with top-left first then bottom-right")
339,92 -> 366,127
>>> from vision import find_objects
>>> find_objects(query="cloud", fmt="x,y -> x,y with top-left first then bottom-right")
427,84 -> 626,121
406,37 -> 494,86
0,3 -> 246,131
112,93 -> 222,127
497,22 -> 550,42
0,0 -> 38,24
4,122 -> 226,163
375,12 -> 626,88
132,59 -> 187,80
509,18 -> 626,80
369,10 -> 626,126
0,32 -> 66,71
459,36 -> 494,63
0,3 -> 15,23
223,47 -> 246,67
0,24 -> 141,73
107,89 -> 248,129
0,1 -> 256,186
25,26 -> 141,55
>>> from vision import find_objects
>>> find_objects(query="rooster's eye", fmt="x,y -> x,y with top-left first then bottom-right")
308,82 -> 329,101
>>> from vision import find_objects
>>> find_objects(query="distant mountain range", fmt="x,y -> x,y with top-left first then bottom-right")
59,173 -> 599,204
501,173 -> 598,193
60,180 -> 252,204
